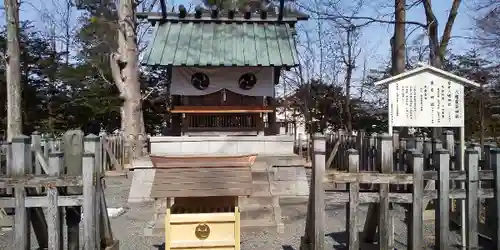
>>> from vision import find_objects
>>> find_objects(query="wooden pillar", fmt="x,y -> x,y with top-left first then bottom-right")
11,135 -> 31,249
171,95 -> 181,136
362,134 -> 394,248
48,151 -> 64,250
301,133 -> 325,250
266,97 -> 277,135
62,130 -> 84,250
82,152 -> 98,250
12,135 -> 48,249
491,148 -> 500,250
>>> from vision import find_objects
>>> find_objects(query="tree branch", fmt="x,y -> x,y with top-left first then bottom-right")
439,0 -> 461,59
110,52 -> 127,99
422,0 -> 440,66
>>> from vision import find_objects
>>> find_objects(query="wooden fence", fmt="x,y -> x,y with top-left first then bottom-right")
0,131 -> 119,250
300,132 -> 500,250
0,131 -> 126,174
100,132 -> 126,172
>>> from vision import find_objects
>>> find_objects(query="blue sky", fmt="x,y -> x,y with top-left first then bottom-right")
3,0 -> 479,81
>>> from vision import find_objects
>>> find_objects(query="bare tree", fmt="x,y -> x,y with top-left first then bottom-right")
392,0 -> 405,76
336,23 -> 362,132
32,0 -> 78,65
110,0 -> 144,159
475,0 -> 500,59
4,0 -> 22,141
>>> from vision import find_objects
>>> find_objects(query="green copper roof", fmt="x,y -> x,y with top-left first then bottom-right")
142,22 -> 299,67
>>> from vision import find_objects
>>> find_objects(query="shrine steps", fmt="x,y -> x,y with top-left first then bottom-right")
239,169 -> 284,233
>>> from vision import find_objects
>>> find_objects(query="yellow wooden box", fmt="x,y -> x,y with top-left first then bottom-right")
148,154 -> 255,250
164,197 -> 240,250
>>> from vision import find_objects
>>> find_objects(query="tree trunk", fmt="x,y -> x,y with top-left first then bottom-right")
392,0 -> 407,137
344,27 -> 355,133
5,0 -> 22,141
111,0 -> 145,160
423,0 -> 462,138
344,65 -> 353,133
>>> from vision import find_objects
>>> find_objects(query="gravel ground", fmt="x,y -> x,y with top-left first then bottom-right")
0,174 -> 493,249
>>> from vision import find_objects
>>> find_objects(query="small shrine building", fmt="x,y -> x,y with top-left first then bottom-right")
140,5 -> 308,155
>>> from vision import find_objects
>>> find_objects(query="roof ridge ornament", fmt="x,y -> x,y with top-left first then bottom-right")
211,5 -> 219,19
195,5 -> 203,19
178,5 -> 187,18
244,5 -> 252,19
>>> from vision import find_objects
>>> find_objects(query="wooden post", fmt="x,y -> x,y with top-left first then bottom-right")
84,134 -> 102,243
31,131 -> 42,175
85,134 -> 115,246
99,130 -> 108,171
491,148 -> 500,250
83,152 -> 97,250
346,149 -> 359,250
483,145 -> 494,233
378,134 -> 393,249
465,149 -> 479,249
14,186 -> 28,250
357,130 -> 366,171
62,130 -> 84,250
407,150 -> 423,250
362,134 -> 393,248
42,136 -> 49,160
434,149 -> 450,249
298,134 -> 303,158
422,138 -> 432,168
13,135 -> 49,248
415,137 -> 423,152
311,133 -> 325,250
306,134 -> 311,162
11,136 -> 30,249
48,152 -> 64,250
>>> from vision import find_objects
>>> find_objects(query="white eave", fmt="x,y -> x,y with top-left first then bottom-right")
374,62 -> 480,88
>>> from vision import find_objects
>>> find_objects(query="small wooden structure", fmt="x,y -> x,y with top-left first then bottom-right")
139,6 -> 308,137
149,154 -> 254,250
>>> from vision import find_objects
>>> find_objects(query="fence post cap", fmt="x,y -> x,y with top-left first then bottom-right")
434,148 -> 450,154
84,134 -> 100,141
431,138 -> 442,143
490,148 -> 500,153
415,137 -> 423,142
48,151 -> 64,157
32,131 -> 40,135
313,133 -> 325,140
347,149 -> 359,155
465,148 -> 479,154
11,135 -> 30,143
443,130 -> 454,135
378,133 -> 392,140
410,150 -> 423,157
83,152 -> 95,157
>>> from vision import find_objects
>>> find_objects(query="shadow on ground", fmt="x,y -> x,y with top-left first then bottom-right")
327,231 -> 382,250
153,243 -> 164,249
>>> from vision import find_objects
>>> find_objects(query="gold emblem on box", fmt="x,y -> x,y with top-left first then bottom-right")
195,223 -> 210,239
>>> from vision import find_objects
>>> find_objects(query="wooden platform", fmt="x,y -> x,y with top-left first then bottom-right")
150,154 -> 257,168
149,154 -> 255,198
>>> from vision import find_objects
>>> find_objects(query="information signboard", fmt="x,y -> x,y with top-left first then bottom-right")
388,71 -> 465,127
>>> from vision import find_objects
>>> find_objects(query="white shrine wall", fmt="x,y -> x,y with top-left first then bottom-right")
149,135 -> 295,155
